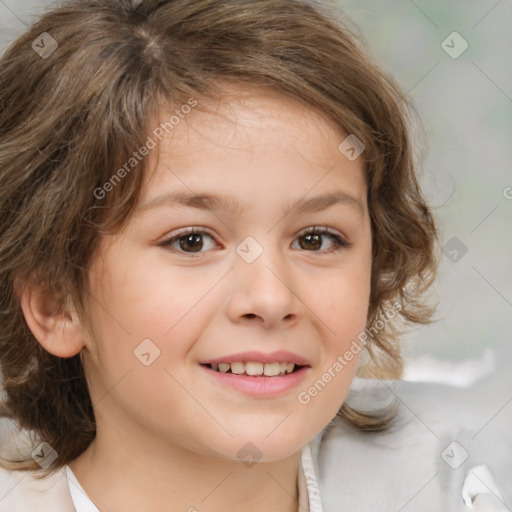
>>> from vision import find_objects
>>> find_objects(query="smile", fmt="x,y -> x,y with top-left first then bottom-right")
200,363 -> 310,397
203,361 -> 303,376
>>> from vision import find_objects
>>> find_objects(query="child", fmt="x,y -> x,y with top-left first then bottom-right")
1,0 -> 505,510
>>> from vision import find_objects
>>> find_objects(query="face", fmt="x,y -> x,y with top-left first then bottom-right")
81,86 -> 372,463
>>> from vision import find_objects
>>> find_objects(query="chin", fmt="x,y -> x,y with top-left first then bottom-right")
228,432 -> 311,464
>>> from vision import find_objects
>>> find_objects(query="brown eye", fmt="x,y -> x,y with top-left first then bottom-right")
293,227 -> 351,253
298,233 -> 322,251
160,229 -> 217,257
178,233 -> 205,252
160,225 -> 351,258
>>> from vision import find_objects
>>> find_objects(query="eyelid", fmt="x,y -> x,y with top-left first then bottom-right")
298,225 -> 347,240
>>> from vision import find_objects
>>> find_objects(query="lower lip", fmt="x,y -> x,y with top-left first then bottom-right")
200,364 -> 309,397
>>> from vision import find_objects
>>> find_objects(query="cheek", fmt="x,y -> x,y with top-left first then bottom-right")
90,255 -> 210,342
316,267 -> 371,335
83,262 -> 221,412
307,267 -> 370,397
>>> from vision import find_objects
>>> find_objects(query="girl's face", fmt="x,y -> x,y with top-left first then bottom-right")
82,86 -> 372,463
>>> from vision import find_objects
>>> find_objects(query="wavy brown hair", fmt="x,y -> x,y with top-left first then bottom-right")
0,0 -> 440,475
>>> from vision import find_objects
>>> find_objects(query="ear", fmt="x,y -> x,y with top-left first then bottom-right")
18,280 -> 85,358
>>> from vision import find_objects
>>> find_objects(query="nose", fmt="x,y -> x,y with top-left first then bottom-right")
224,241 -> 301,329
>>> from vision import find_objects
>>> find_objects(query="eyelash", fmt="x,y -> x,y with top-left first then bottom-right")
159,226 -> 352,258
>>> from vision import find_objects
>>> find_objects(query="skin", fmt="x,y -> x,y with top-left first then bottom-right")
21,85 -> 372,512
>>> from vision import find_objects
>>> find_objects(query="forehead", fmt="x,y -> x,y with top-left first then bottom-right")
158,84 -> 351,162
139,84 -> 367,212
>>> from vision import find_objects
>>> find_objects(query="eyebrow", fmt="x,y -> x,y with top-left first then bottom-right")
138,190 -> 365,216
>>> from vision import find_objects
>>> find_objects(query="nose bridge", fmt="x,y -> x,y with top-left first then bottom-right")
228,232 -> 299,325
235,232 -> 286,282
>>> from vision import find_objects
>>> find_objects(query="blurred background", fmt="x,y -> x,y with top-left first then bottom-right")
336,0 -> 512,389
0,0 -> 511,387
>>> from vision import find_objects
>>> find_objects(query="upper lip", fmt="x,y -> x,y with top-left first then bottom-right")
200,350 -> 311,366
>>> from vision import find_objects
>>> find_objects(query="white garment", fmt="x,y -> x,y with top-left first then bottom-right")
65,465 -> 99,512
64,442 -> 323,512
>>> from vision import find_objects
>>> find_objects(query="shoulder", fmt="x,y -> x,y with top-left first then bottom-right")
312,377 -> 512,512
0,465 -> 75,512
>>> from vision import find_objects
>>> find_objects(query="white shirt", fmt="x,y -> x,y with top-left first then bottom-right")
64,441 -> 324,512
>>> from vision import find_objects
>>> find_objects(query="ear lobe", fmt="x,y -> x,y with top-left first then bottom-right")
18,282 -> 85,358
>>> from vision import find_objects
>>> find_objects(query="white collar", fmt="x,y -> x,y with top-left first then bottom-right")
65,442 -> 323,512
65,465 -> 99,512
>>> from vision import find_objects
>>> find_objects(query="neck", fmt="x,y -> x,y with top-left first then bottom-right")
68,423 -> 302,512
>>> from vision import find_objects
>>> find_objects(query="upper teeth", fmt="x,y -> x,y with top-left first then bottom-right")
212,362 -> 296,376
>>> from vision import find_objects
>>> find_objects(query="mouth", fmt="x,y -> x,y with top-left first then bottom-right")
199,361 -> 310,397
200,362 -> 307,377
